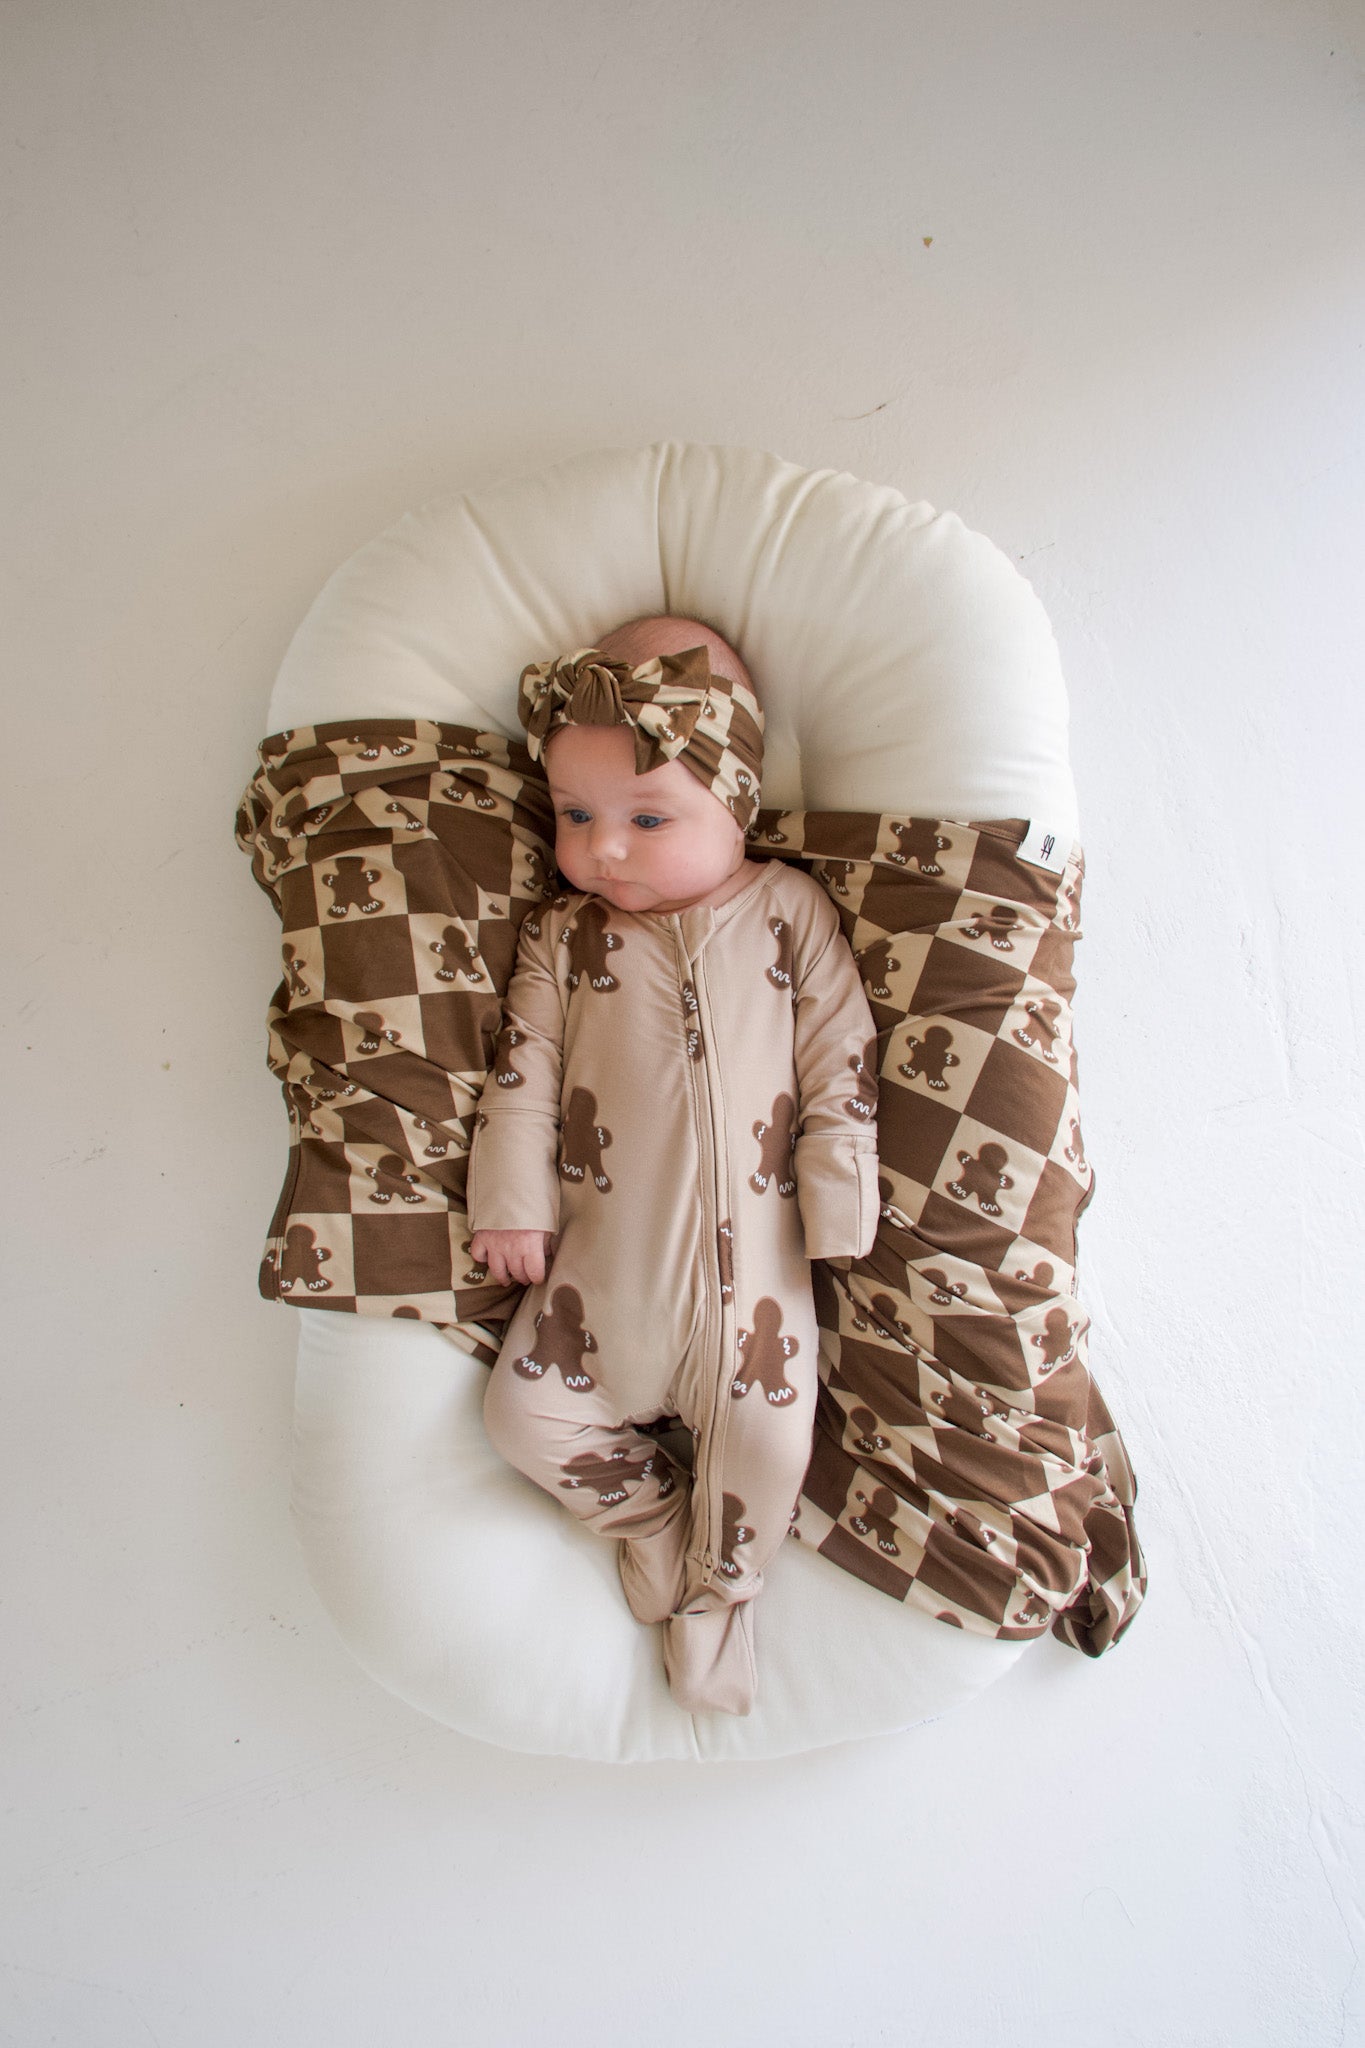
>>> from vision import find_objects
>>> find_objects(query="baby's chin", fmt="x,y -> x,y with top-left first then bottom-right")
592,876 -> 664,904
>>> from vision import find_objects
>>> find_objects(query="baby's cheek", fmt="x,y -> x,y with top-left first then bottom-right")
650,849 -> 687,889
675,849 -> 722,893
554,837 -> 587,886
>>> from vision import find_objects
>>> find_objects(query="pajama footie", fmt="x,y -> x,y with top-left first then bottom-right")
468,860 -> 881,1714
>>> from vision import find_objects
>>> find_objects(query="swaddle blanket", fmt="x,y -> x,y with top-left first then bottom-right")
236,719 -> 1146,1657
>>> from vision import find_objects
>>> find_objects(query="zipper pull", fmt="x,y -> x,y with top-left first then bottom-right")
699,1550 -> 715,1586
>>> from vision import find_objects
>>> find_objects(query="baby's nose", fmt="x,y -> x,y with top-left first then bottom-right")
588,819 -> 629,860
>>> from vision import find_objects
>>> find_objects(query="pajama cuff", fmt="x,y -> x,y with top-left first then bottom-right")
465,1111 -> 562,1235
795,1132 -> 881,1261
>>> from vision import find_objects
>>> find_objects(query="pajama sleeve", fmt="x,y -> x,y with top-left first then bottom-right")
790,880 -> 881,1262
465,911 -> 566,1235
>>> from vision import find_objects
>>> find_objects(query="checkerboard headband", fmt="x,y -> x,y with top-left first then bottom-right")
517,643 -> 765,832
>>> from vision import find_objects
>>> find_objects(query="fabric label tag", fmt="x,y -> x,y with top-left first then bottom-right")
1018,819 -> 1072,874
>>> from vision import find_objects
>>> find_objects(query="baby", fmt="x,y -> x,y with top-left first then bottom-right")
468,615 -> 880,1716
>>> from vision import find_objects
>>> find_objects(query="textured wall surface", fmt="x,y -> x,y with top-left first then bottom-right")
3,3 -> 1362,2043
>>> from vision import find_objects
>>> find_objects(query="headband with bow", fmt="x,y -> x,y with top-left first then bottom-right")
517,643 -> 765,832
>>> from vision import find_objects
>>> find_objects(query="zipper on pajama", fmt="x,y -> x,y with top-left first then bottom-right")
669,915 -> 730,1592
698,952 -> 738,1588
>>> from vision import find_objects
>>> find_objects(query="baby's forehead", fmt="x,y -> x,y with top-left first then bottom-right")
545,727 -> 695,800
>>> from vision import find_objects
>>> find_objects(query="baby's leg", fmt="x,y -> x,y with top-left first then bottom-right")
662,1334 -> 818,1716
483,1350 -> 692,1622
701,1345 -> 818,1602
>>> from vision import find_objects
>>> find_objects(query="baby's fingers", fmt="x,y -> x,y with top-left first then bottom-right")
528,1243 -> 550,1285
470,1229 -> 554,1288
511,1244 -> 545,1286
470,1234 -> 509,1285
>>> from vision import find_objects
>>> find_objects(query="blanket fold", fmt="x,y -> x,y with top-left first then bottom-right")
237,718 -> 1146,1657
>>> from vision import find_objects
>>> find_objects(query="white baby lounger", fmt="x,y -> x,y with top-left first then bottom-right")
263,440 -> 1091,1763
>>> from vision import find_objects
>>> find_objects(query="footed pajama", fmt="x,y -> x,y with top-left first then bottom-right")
468,859 -> 881,1712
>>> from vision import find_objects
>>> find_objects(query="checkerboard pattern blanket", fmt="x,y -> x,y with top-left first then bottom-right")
237,719 -> 1146,1656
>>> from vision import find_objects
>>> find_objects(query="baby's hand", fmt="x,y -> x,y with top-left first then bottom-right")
469,1229 -> 557,1287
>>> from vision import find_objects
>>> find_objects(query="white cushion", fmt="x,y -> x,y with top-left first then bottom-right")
271,439 -> 1078,1760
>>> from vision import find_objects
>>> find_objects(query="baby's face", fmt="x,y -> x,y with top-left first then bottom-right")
545,724 -> 745,916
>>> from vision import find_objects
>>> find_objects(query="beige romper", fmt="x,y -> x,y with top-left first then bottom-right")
466,856 -> 880,1709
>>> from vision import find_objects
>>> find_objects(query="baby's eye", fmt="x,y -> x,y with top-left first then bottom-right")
561,807 -> 591,825
633,815 -> 667,830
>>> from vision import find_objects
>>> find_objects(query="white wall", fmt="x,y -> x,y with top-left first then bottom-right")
4,3 -> 1362,2042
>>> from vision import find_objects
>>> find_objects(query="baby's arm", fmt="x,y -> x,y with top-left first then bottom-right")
789,881 -> 881,1261
467,909 -> 567,1271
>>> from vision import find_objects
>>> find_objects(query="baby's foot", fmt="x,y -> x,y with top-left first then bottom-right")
661,1599 -> 757,1717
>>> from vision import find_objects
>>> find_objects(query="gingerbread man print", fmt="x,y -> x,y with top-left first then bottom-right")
492,1025 -> 527,1088
513,1284 -> 599,1391
750,1094 -> 798,1196
277,1224 -> 332,1293
717,1494 -> 755,1580
558,1446 -> 674,1507
716,1218 -> 735,1303
559,1087 -> 613,1191
887,820 -> 950,874
732,1298 -> 800,1405
850,1486 -> 901,1555
1031,1307 -> 1080,1375
844,1038 -> 879,1122
859,936 -> 900,999
962,904 -> 1020,951
321,856 -> 383,918
899,1025 -> 959,1091
849,1405 -> 891,1454
946,1143 -> 1014,1216
1013,997 -> 1062,1062
765,916 -> 795,990
564,900 -> 623,992
430,922 -> 485,984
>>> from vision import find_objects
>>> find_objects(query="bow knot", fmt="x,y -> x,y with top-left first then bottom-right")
517,643 -> 764,830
